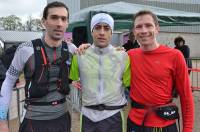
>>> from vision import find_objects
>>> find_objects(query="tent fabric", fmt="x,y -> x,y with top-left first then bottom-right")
69,1 -> 200,30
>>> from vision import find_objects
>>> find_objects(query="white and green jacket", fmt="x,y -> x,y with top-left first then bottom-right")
70,44 -> 130,122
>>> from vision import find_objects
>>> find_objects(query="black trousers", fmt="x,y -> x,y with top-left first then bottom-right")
81,111 -> 124,132
127,117 -> 178,132
18,112 -> 71,132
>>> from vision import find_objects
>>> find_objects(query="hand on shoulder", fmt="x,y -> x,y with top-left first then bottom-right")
114,46 -> 125,51
76,43 -> 91,55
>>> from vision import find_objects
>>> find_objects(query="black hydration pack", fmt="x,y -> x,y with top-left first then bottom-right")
0,44 -> 19,91
24,39 -> 70,99
0,60 -> 7,91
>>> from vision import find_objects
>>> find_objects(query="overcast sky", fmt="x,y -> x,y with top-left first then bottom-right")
0,0 -> 47,22
0,0 -> 199,22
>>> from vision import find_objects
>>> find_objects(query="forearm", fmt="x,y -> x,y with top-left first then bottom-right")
0,103 -> 9,132
177,80 -> 194,132
175,52 -> 194,132
0,76 -> 16,120
178,77 -> 194,132
180,94 -> 194,132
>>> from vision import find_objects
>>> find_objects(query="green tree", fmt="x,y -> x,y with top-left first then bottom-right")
26,16 -> 43,31
1,15 -> 23,30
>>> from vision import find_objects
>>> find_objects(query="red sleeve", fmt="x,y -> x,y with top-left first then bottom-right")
174,51 -> 194,132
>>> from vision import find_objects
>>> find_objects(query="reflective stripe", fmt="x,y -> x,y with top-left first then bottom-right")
120,110 -> 125,132
80,113 -> 83,132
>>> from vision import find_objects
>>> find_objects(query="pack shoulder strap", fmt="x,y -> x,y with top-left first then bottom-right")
61,41 -> 69,64
56,41 -> 70,95
32,39 -> 48,66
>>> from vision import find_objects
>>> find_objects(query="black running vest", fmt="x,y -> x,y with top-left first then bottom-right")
24,39 -> 70,99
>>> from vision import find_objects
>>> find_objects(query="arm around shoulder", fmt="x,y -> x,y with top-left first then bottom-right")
76,43 -> 91,55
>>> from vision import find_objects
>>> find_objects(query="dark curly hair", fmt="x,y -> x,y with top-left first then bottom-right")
174,36 -> 185,46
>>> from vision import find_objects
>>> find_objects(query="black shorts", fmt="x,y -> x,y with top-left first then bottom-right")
18,112 -> 71,132
127,117 -> 178,132
81,111 -> 125,132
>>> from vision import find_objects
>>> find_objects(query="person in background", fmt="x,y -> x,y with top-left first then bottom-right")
174,36 -> 192,74
122,31 -> 140,101
127,10 -> 194,132
70,13 -> 130,132
122,31 -> 140,51
0,2 -> 73,132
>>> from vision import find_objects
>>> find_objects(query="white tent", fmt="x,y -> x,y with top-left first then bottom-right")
70,2 -> 200,25
68,2 -> 200,45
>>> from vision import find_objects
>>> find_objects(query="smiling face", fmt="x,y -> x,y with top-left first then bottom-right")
42,7 -> 69,42
92,23 -> 112,48
133,14 -> 160,51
